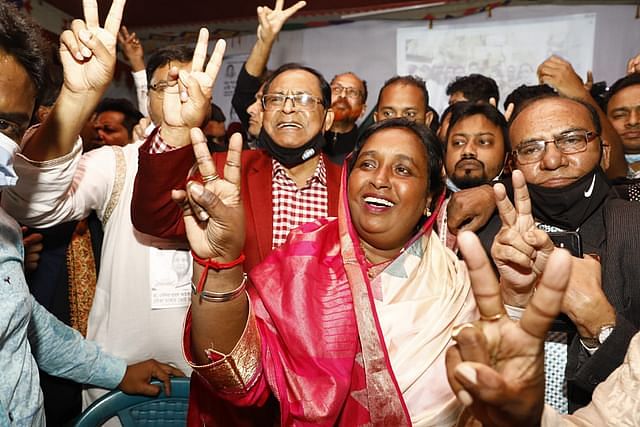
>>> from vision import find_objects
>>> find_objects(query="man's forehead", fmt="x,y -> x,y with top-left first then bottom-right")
608,84 -> 640,109
333,73 -> 363,89
379,83 -> 424,107
269,69 -> 322,95
512,97 -> 592,135
152,60 -> 192,80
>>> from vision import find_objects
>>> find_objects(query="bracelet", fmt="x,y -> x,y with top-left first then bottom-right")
191,251 -> 245,296
191,273 -> 248,303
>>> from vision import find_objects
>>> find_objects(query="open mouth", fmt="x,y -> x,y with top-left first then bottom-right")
364,196 -> 395,208
277,122 -> 303,130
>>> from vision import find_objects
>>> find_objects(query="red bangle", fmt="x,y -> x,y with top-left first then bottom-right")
191,251 -> 245,294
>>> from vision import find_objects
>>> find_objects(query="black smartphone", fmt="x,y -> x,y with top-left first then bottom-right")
548,231 -> 583,258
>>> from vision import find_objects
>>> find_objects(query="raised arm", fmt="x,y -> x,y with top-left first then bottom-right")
21,0 -> 125,161
537,55 -> 627,179
117,25 -> 148,116
232,1 -> 306,130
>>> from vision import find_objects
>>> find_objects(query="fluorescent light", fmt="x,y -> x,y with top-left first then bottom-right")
341,2 -> 447,19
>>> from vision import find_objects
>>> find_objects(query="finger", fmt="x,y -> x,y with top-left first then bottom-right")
78,28 -> 110,63
190,128 -> 218,185
453,323 -> 490,365
512,170 -> 533,226
445,346 -> 469,403
454,362 -> 508,405
180,71 -> 207,107
494,183 -> 516,227
188,182 -> 228,220
60,29 -> 85,62
70,20 -> 93,59
492,230 -> 535,267
520,248 -> 572,339
204,39 -> 227,83
120,25 -> 130,38
458,231 -> 506,318
82,0 -> 99,30
504,102 -> 514,122
488,97 -> 496,108
152,364 -> 172,397
186,183 -> 210,222
222,133 -> 243,186
283,0 -> 307,18
104,0 -> 127,36
275,0 -> 284,11
191,28 -> 209,72
584,70 -> 594,90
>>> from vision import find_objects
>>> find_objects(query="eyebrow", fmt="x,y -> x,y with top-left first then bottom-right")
451,131 -> 495,138
519,127 -> 588,145
359,150 -> 419,166
610,105 -> 640,113
0,112 -> 31,128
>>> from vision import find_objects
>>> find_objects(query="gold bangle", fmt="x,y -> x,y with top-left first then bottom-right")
192,273 -> 247,303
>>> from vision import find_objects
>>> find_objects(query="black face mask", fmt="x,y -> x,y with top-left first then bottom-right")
527,166 -> 610,230
259,128 -> 326,168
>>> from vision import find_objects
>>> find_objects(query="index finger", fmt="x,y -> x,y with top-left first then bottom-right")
494,183 -> 516,227
520,248 -> 571,338
191,28 -> 209,73
283,1 -> 307,19
190,128 -> 218,185
82,0 -> 99,30
104,0 -> 127,36
457,231 -> 506,319
274,0 -> 285,12
204,39 -> 226,82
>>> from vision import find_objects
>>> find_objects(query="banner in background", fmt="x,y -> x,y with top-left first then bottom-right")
397,13 -> 596,112
212,54 -> 249,124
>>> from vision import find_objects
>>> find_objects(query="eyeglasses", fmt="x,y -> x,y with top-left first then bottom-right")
148,80 -> 170,92
331,84 -> 362,99
261,93 -> 323,111
513,130 -> 599,164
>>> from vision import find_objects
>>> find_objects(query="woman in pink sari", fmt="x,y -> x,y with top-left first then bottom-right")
179,118 -> 477,426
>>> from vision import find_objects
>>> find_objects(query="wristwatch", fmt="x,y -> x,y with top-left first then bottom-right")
580,324 -> 615,350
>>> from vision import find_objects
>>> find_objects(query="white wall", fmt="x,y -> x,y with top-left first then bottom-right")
108,4 -> 640,119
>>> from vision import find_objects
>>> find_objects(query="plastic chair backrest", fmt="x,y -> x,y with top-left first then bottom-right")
73,377 -> 190,427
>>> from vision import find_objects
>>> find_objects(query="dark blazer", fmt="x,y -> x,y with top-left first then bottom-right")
132,138 -> 342,272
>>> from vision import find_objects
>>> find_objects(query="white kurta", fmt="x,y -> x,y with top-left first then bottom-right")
2,138 -> 191,410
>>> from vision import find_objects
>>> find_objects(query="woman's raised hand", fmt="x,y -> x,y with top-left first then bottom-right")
172,130 -> 245,261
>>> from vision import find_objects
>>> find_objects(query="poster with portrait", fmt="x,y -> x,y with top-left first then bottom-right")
211,53 -> 250,124
149,248 -> 192,309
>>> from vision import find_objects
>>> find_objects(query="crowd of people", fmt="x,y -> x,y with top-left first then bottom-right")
1,0 -> 640,426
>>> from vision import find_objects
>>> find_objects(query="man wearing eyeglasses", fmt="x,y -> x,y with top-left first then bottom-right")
324,72 -> 367,164
485,94 -> 640,413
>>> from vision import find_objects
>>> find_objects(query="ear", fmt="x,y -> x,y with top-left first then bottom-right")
323,108 -> 335,132
359,104 -> 368,119
600,139 -> 611,172
373,111 -> 379,123
425,110 -> 434,127
36,106 -> 50,123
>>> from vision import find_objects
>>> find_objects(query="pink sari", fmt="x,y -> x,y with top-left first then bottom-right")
185,169 -> 473,425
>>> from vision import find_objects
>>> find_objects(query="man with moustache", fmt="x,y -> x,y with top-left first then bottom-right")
605,73 -> 640,178
437,102 -> 508,249
324,72 -> 367,164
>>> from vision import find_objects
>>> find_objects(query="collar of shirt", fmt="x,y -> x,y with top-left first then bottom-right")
271,155 -> 327,189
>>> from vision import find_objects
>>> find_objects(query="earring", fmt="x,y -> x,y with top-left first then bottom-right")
424,208 -> 432,217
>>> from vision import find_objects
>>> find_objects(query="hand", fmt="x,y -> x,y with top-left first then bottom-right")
133,116 -> 152,141
118,359 -> 185,396
584,70 -> 594,92
537,55 -> 588,100
562,255 -> 616,338
256,0 -> 306,44
491,170 -> 555,305
447,185 -> 495,234
627,53 -> 640,75
172,130 -> 245,262
161,30 -> 226,138
446,231 -> 572,427
59,0 -> 126,95
117,25 -> 145,71
22,226 -> 43,272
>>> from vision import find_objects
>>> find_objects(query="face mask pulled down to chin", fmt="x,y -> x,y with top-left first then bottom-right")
0,132 -> 20,188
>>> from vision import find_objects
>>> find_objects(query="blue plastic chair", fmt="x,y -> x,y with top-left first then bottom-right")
73,377 -> 190,426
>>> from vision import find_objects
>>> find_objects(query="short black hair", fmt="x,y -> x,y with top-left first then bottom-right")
446,74 -> 500,105
331,72 -> 368,103
0,1 -> 48,107
210,103 -> 226,123
95,98 -> 144,137
262,63 -> 332,109
377,75 -> 429,108
605,73 -> 640,110
349,117 -> 445,210
446,101 -> 510,152
145,45 -> 194,82
509,94 -> 602,137
503,84 -> 556,116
